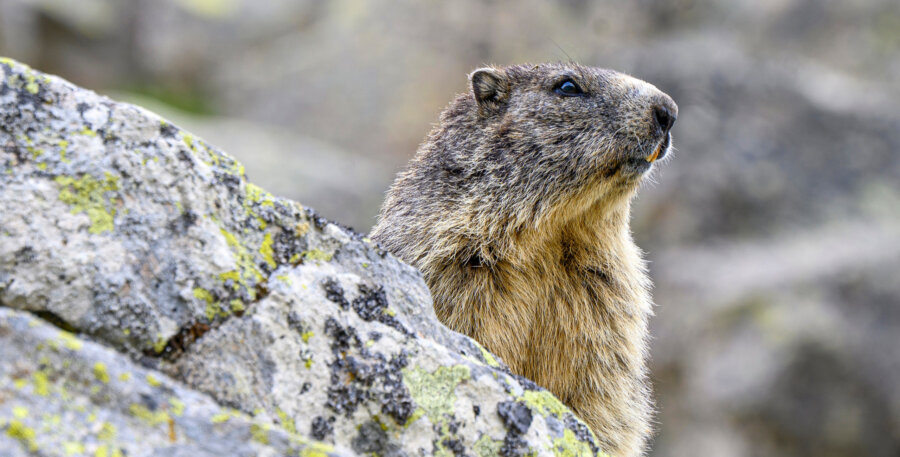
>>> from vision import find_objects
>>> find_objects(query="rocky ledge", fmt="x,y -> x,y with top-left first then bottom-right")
0,58 -> 606,456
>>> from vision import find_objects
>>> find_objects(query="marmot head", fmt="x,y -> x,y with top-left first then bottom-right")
374,63 -> 677,262
469,63 -> 676,176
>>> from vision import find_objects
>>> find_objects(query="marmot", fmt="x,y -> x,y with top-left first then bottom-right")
371,63 -> 677,457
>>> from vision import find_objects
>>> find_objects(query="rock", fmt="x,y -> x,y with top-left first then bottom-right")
0,58 -> 607,456
0,307 -> 344,457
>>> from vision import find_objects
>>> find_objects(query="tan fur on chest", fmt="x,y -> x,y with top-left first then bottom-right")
425,201 -> 653,456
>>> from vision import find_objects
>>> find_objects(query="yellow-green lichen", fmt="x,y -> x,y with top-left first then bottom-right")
242,182 -> 275,229
146,374 -> 162,387
169,397 -> 185,416
93,362 -> 110,384
549,428 -> 595,457
63,441 -> 85,456
27,145 -> 41,159
275,409 -> 297,434
302,249 -> 333,263
194,287 -> 221,320
55,172 -> 120,234
152,335 -> 167,354
210,408 -> 243,424
57,330 -> 83,350
520,390 -> 569,418
93,444 -> 124,457
59,140 -> 70,163
23,70 -> 39,94
250,423 -> 270,444
473,434 -> 504,457
129,403 -> 169,426
33,370 -> 50,396
98,421 -> 116,441
474,341 -> 501,368
298,446 -> 333,457
403,365 -> 471,425
118,372 -> 131,382
301,331 -> 314,343
78,127 -> 98,137
183,133 -> 195,151
260,233 -> 276,269
2,61 -> 41,95
6,419 -> 38,451
217,228 -> 263,300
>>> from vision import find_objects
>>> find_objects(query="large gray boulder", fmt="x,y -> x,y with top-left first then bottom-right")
0,58 -> 606,456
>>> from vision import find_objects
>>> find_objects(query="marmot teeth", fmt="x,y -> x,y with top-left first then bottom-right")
646,144 -> 663,162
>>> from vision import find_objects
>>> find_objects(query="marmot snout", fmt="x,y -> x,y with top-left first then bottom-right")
372,63 -> 677,457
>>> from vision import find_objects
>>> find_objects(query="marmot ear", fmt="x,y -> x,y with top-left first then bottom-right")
470,67 -> 509,113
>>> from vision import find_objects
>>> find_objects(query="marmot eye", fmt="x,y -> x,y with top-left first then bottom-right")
554,79 -> 584,97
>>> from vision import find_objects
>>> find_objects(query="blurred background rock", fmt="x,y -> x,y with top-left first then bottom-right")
1,0 -> 898,455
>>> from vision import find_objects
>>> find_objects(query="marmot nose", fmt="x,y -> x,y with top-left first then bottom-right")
652,103 -> 677,134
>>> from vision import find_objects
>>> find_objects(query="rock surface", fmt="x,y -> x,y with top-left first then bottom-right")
0,58 -> 606,456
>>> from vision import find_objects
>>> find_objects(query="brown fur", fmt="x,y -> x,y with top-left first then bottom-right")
371,63 -> 677,457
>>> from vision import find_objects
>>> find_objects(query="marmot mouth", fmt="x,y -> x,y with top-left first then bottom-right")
645,133 -> 671,163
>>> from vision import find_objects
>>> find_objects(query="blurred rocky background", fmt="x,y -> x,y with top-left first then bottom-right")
1,0 -> 898,455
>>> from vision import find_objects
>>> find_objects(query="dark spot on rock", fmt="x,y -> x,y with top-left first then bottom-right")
352,284 -> 389,322
352,421 -> 405,457
499,434 -> 530,457
473,405 -> 480,417
300,382 -> 311,394
274,230 -> 307,265
352,284 -> 414,337
322,278 -> 349,310
368,331 -> 382,342
159,122 -> 178,138
76,102 -> 90,116
323,317 -> 359,354
156,320 -> 211,361
325,318 -> 414,425
167,210 -> 197,233
326,384 -> 367,417
497,401 -> 533,435
14,246 -> 36,263
176,149 -> 194,165
287,311 -> 307,334
101,131 -> 118,145
15,87 -> 42,108
139,393 -> 158,410
442,438 -> 466,456
429,417 -> 466,456
305,207 -> 329,230
310,416 -> 334,441
32,310 -> 77,333
379,351 -> 414,424
215,170 -> 241,190
513,373 -> 541,391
